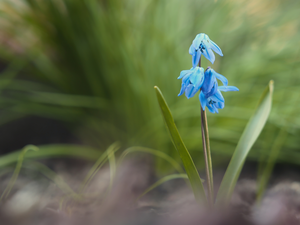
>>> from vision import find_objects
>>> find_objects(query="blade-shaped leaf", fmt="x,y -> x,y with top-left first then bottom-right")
0,144 -> 102,169
137,173 -> 188,199
216,80 -> 274,204
154,86 -> 206,203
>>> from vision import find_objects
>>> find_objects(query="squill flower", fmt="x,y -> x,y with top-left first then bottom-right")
189,33 -> 223,67
199,86 -> 239,113
201,67 -> 228,98
178,67 -> 204,99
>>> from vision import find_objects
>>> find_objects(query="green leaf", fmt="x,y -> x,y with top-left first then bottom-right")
79,142 -> 120,193
154,86 -> 206,203
0,144 -> 103,169
118,146 -> 184,174
216,80 -> 274,204
1,145 -> 39,200
137,173 -> 188,199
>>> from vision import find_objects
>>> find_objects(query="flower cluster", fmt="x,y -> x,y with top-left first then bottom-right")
178,33 -> 238,113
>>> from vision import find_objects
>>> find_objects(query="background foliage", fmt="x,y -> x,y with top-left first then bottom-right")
0,0 -> 300,170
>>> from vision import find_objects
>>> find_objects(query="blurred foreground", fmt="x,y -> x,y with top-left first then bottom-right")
1,157 -> 300,225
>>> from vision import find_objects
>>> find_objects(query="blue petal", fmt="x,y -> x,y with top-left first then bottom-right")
189,68 -> 200,85
190,74 -> 204,97
204,81 -> 218,98
178,69 -> 191,79
178,74 -> 192,96
210,90 -> 224,102
218,86 -> 239,92
209,39 -> 223,56
206,103 -> 215,113
199,91 -> 207,111
211,69 -> 228,86
216,101 -> 224,109
178,82 -> 187,96
192,34 -> 203,49
189,44 -> 195,56
213,104 -> 219,113
202,47 -> 215,64
185,84 -> 195,99
207,49 -> 215,64
202,69 -> 216,95
190,67 -> 204,85
192,50 -> 201,68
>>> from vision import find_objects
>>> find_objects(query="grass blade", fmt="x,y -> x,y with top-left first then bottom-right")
1,145 -> 39,200
0,144 -> 103,169
154,86 -> 206,203
23,161 -> 80,199
79,143 -> 120,193
118,146 -> 184,174
137,173 -> 188,199
216,80 -> 274,204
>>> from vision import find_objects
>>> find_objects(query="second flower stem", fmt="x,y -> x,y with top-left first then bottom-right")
200,108 -> 214,206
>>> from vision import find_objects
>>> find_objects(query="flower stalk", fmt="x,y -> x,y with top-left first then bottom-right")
199,59 -> 214,207
200,108 -> 214,205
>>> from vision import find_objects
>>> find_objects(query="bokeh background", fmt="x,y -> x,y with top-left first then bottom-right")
0,0 -> 300,172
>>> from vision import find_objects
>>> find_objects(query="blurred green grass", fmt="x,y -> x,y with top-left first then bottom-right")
0,0 -> 299,170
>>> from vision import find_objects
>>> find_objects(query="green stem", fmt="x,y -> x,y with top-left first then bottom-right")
200,108 -> 214,206
198,57 -> 214,206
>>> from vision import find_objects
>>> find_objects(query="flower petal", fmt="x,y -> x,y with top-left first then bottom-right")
209,39 -> 223,56
190,75 -> 204,97
192,34 -> 202,49
202,69 -> 216,95
210,90 -> 224,102
213,104 -> 219,113
178,82 -> 187,96
206,103 -> 215,113
204,80 -> 218,98
199,91 -> 207,111
185,84 -> 197,99
218,86 -> 239,92
216,101 -> 224,109
207,49 -> 215,64
189,69 -> 199,84
178,69 -> 191,79
189,44 -> 195,55
202,47 -> 215,64
192,50 -> 201,68
211,69 -> 228,86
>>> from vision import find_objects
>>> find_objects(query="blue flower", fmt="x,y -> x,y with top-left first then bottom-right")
201,67 -> 228,99
189,33 -> 223,67
199,86 -> 239,113
178,67 -> 204,99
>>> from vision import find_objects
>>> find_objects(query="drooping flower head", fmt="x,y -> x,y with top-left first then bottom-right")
178,67 -> 204,99
189,33 -> 223,67
199,86 -> 239,113
178,32 -> 238,114
201,67 -> 228,98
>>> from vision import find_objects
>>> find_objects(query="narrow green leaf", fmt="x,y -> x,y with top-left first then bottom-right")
137,173 -> 188,199
23,161 -> 80,200
1,145 -> 39,200
118,146 -> 184,174
216,80 -> 274,204
154,86 -> 206,203
0,144 -> 103,169
79,143 -> 120,193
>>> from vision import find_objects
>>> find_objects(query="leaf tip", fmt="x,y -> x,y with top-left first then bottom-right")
269,80 -> 274,93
